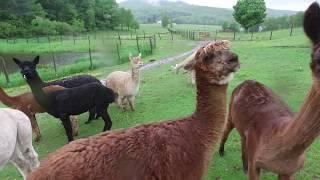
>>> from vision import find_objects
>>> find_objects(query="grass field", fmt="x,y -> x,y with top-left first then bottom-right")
1,25 -> 320,179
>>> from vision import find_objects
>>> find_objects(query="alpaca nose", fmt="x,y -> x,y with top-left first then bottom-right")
227,55 -> 239,64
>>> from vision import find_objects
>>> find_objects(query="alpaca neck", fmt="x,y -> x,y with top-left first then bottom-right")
192,69 -> 228,144
26,73 -> 49,109
131,67 -> 140,83
0,87 -> 16,107
269,82 -> 320,157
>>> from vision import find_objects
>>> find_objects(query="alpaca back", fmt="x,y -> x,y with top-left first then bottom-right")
47,75 -> 101,88
106,71 -> 139,96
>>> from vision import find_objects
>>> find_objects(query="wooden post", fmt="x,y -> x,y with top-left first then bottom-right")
73,33 -> 76,45
26,38 -> 29,44
131,32 -> 133,39
0,56 -> 9,83
270,30 -> 273,40
88,36 -> 93,70
215,30 -> 218,41
233,31 -> 236,41
251,31 -> 254,41
136,36 -> 140,53
51,52 -> 57,75
153,34 -> 156,48
143,31 -> 146,40
158,33 -> 161,40
116,43 -> 121,61
118,32 -> 122,45
290,22 -> 294,36
171,31 -> 173,40
149,37 -> 153,54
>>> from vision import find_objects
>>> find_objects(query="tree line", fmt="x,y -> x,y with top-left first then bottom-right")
0,0 -> 139,38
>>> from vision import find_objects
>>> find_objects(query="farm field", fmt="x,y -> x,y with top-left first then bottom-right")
0,24 -> 320,180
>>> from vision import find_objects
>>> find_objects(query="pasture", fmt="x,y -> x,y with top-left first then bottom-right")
0,24 -> 319,179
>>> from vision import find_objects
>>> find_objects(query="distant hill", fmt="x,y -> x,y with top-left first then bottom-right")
120,0 -> 298,25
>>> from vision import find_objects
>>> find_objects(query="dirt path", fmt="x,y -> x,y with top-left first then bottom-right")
141,41 -> 207,71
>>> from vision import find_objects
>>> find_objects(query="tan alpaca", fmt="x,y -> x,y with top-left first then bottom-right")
0,86 -> 79,142
219,3 -> 320,180
27,41 -> 240,180
105,53 -> 143,111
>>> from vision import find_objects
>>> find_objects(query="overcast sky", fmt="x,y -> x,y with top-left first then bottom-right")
116,0 -> 318,11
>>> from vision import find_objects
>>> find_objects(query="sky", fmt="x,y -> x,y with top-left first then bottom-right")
116,0 -> 318,11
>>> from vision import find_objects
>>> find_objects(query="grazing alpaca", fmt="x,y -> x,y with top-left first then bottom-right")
105,53 -> 143,111
27,41 -> 240,180
0,86 -> 79,142
13,56 -> 115,142
219,3 -> 320,179
0,108 -> 39,180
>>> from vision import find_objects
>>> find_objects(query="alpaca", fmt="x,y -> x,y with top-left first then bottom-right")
0,108 -> 39,180
13,56 -> 116,142
219,3 -> 320,179
0,86 -> 79,142
27,40 -> 240,180
104,53 -> 143,111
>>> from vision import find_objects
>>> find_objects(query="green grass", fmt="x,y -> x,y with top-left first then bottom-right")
1,25 -> 320,179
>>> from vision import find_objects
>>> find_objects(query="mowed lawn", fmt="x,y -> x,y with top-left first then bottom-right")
1,28 -> 320,179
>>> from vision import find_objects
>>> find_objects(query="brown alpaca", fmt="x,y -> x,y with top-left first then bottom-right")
219,3 -> 320,180
0,86 -> 79,142
27,41 -> 240,180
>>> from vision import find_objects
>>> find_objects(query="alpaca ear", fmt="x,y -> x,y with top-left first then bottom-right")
184,58 -> 196,71
33,56 -> 40,65
13,58 -> 21,66
304,2 -> 320,44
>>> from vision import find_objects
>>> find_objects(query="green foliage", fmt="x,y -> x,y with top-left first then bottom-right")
222,21 -> 240,32
161,16 -> 170,28
0,0 -> 139,38
262,12 -> 304,31
233,0 -> 267,31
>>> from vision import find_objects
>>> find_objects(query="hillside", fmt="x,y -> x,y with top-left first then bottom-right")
120,0 -> 298,24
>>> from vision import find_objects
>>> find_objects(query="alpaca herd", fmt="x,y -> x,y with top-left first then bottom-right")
0,2 -> 320,180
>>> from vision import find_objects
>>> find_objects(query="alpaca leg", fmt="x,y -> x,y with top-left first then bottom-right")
127,96 -> 135,111
278,174 -> 294,180
10,148 -> 29,180
248,162 -> 260,180
219,119 -> 234,156
29,114 -> 41,142
70,116 -> 79,137
61,116 -> 74,142
85,108 -> 96,124
99,108 -> 112,131
118,96 -> 126,111
241,135 -> 248,173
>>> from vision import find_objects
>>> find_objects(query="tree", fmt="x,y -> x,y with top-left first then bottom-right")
233,0 -> 266,32
161,15 -> 169,28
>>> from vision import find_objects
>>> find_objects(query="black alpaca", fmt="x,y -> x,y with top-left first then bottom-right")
14,56 -> 115,142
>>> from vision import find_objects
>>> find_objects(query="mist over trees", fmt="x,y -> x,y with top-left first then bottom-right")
0,0 -> 139,38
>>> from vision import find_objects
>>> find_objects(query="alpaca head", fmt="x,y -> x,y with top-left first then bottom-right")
129,53 -> 144,69
13,56 -> 40,80
304,2 -> 320,79
184,40 -> 240,85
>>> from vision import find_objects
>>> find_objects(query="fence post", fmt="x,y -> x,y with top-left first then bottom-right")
51,52 -> 57,75
143,31 -> 146,40
131,32 -> 133,39
116,43 -> 121,61
47,35 -> 51,44
0,56 -> 10,83
215,30 -> 218,41
88,36 -> 93,70
158,33 -> 161,40
290,22 -> 294,36
136,36 -> 140,53
118,32 -> 122,45
149,37 -> 153,54
270,30 -> 273,40
233,31 -> 236,41
153,34 -> 156,48
73,33 -> 76,45
26,38 -> 29,44
171,31 -> 173,41
251,31 -> 254,41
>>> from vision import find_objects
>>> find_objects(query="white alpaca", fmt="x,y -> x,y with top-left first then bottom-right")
105,53 -> 143,111
0,108 -> 39,179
